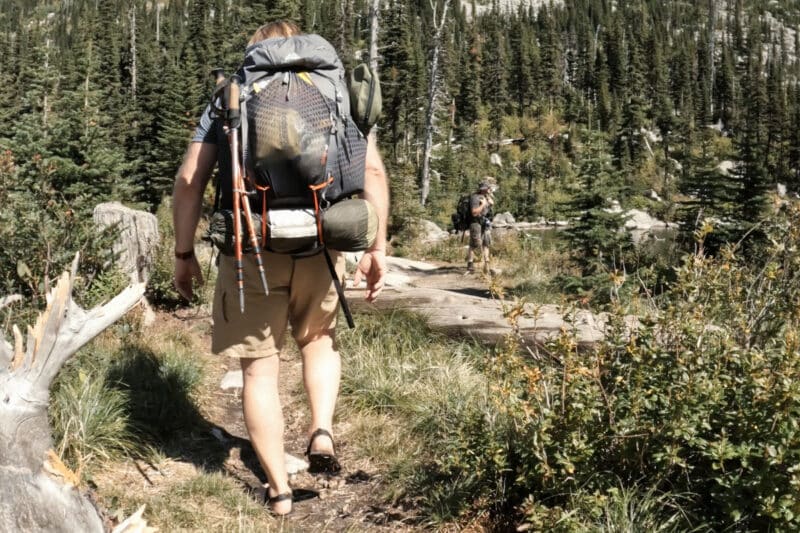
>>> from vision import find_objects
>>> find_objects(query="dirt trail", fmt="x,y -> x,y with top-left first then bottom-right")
168,305 -> 422,532
163,260 -> 510,531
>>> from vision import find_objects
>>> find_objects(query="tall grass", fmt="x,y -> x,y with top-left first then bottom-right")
50,369 -> 137,473
50,317 -> 207,476
338,310 -> 494,518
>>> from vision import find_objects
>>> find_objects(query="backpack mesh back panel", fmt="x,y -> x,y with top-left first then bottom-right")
248,73 -> 367,205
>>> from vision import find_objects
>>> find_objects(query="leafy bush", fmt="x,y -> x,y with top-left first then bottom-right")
146,198 -> 216,309
0,149 -> 120,326
146,199 -> 185,308
416,204 -> 800,530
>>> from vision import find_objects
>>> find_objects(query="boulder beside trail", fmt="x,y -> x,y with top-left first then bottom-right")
492,212 -> 516,226
416,219 -> 450,243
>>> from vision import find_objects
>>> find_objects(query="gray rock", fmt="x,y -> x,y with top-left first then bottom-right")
606,199 -> 623,213
624,209 -> 668,230
386,256 -> 440,272
492,212 -> 516,226
644,189 -> 662,202
417,219 -> 449,243
220,370 -> 243,390
717,160 -> 736,176
344,252 -> 364,270
349,256 -> 630,350
285,453 -> 309,475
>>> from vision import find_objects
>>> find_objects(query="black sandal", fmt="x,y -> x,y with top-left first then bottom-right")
265,490 -> 293,517
305,428 -> 342,474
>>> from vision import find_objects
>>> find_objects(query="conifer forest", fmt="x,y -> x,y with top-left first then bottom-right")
1,0 -> 799,299
5,0 -> 800,530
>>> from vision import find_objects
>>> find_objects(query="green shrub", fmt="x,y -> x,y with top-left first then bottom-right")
146,199 -> 185,308
419,204 -> 800,530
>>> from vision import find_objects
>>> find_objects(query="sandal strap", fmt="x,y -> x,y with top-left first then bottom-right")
268,491 -> 293,504
306,428 -> 336,456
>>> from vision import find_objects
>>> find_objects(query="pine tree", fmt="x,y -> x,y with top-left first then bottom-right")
562,131 -> 634,304
678,129 -> 739,251
734,23 -> 770,227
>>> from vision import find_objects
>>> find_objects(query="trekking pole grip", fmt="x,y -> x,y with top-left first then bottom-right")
228,75 -> 241,128
212,68 -> 226,85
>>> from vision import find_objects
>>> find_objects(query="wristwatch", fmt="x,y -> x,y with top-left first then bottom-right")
174,248 -> 195,260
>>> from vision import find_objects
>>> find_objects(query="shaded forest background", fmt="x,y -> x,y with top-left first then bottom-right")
1,0 -> 799,302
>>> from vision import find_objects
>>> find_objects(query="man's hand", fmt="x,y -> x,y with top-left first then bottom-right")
174,256 -> 204,301
352,250 -> 386,302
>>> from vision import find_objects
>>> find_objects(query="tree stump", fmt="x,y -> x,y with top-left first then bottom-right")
93,202 -> 160,284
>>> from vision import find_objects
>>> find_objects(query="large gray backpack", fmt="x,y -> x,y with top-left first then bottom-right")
238,34 -> 368,209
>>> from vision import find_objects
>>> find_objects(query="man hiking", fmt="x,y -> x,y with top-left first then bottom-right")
466,181 -> 494,274
172,20 -> 389,517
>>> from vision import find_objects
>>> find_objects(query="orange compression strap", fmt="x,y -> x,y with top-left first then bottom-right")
255,184 -> 270,248
308,177 -> 334,245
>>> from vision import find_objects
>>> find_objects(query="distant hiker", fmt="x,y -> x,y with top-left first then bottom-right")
466,181 -> 494,274
172,20 -> 389,517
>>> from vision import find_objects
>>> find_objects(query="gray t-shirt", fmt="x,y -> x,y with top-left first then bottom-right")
192,104 -> 217,144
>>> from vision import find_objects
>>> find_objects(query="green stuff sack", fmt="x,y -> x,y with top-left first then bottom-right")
322,198 -> 378,251
349,63 -> 382,134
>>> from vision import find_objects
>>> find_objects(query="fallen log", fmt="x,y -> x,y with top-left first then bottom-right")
0,254 -> 145,532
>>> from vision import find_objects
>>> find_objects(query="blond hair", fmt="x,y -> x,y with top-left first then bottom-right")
248,20 -> 301,45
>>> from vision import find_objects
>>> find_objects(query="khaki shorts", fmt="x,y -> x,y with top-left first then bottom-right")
212,250 -> 345,358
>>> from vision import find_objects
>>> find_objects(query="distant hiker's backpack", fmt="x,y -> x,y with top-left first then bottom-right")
451,195 -> 472,232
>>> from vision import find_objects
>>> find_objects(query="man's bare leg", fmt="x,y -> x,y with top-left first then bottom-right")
300,332 -> 340,455
240,356 -> 292,515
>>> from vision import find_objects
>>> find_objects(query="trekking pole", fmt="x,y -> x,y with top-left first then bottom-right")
227,75 -> 270,308
215,72 -> 246,312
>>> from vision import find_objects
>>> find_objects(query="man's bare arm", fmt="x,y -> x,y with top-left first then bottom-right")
361,136 -> 389,252
172,142 -> 217,300
354,136 -> 390,302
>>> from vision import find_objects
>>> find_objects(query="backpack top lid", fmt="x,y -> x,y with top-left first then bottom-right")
241,34 -> 347,112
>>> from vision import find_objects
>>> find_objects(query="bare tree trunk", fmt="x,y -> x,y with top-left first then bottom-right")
339,0 -> 351,60
130,6 -> 137,101
419,0 -> 451,206
0,256 -> 145,532
708,0 -> 716,116
43,38 -> 50,130
368,0 -> 381,143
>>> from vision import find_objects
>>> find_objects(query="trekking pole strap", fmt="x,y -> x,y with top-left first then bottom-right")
323,248 -> 354,329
